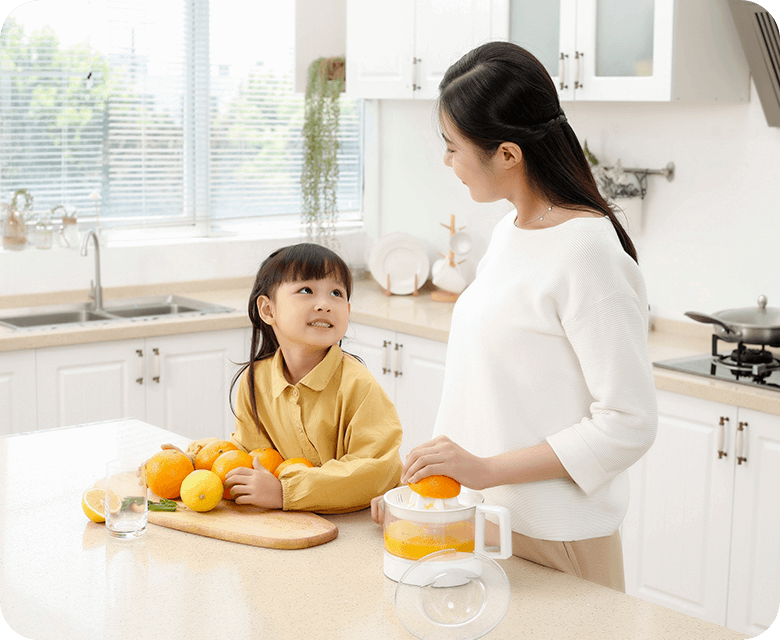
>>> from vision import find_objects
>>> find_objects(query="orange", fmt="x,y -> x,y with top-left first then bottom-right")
211,450 -> 255,500
146,449 -> 195,500
273,457 -> 314,478
408,475 -> 461,499
194,440 -> 239,470
180,470 -> 223,512
249,447 -> 284,475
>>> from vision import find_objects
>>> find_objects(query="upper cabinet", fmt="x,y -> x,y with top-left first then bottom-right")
343,0 -> 749,102
346,0 -> 505,99
506,0 -> 750,101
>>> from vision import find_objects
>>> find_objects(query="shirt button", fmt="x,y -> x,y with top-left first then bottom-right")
292,388 -> 299,397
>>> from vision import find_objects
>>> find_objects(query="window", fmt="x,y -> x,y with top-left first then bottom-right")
0,0 -> 362,233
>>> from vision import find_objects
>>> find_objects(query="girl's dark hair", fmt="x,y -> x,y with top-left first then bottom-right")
229,243 -> 354,424
438,41 -> 637,262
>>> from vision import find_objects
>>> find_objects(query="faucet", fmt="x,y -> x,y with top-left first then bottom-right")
81,229 -> 103,310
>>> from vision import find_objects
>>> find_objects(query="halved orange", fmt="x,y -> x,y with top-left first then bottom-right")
82,487 -> 121,523
408,475 -> 461,499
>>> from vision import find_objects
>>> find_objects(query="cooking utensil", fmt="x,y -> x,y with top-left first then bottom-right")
382,486 -> 512,583
685,295 -> 780,346
147,500 -> 337,549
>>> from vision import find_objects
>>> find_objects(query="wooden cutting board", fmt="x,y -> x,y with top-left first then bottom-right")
147,501 -> 338,549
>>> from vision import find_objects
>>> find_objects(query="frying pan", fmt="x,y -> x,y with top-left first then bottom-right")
685,295 -> 780,346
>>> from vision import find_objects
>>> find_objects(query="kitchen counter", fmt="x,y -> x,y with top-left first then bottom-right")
2,277 -> 780,416
0,419 -> 749,640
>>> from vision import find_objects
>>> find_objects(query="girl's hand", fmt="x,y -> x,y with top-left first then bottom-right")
401,435 -> 490,490
225,457 -> 284,509
370,495 -> 385,525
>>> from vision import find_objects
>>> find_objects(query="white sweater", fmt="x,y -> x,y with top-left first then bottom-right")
434,211 -> 657,541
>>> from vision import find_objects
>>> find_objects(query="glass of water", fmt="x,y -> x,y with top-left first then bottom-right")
105,459 -> 147,538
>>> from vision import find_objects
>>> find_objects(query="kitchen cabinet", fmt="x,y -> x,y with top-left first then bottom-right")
506,0 -> 749,101
34,329 -> 245,440
346,0 -> 504,99
0,349 -> 37,435
622,390 -> 780,635
344,323 -> 447,458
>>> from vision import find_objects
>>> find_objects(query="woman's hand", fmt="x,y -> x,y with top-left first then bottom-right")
401,435 -> 491,490
225,457 -> 284,509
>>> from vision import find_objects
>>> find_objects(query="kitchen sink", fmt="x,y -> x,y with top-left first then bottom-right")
0,295 -> 234,331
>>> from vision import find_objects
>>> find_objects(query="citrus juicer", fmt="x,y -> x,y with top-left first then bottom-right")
382,486 -> 513,584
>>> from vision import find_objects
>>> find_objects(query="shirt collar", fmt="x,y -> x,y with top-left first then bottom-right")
269,345 -> 343,397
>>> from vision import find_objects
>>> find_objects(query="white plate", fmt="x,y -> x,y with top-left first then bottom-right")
369,233 -> 430,295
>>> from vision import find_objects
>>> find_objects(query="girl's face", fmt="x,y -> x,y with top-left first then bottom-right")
441,116 -> 506,203
258,275 -> 350,354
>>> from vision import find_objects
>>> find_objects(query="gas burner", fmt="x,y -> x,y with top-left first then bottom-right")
712,341 -> 780,382
729,345 -> 775,365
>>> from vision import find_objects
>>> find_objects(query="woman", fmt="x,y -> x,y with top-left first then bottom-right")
374,42 -> 657,591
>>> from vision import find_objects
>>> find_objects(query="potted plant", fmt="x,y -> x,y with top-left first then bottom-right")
583,141 -> 643,232
301,57 -> 345,249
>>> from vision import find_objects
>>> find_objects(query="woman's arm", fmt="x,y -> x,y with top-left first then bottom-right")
401,435 -> 571,490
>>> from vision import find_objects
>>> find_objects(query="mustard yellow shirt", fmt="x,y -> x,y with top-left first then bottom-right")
226,345 -> 402,514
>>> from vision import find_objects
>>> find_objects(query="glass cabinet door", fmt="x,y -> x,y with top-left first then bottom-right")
575,0 -> 673,100
594,0 -> 654,77
509,0 -> 576,100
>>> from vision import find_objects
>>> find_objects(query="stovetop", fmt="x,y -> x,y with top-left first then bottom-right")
654,335 -> 780,392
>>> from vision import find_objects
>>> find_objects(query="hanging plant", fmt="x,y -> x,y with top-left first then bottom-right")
301,57 -> 345,249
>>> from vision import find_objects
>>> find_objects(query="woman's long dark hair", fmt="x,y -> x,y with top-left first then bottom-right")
438,41 -> 637,262
229,243 -> 354,425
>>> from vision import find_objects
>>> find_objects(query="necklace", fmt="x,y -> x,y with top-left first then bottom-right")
515,205 -> 552,227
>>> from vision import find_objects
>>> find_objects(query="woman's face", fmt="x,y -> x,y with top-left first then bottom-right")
440,116 -> 504,203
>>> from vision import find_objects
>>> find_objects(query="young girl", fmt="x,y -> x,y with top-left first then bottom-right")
181,243 -> 403,514
372,42 -> 657,591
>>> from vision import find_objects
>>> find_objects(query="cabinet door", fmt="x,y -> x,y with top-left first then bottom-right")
509,0 -> 575,99
573,0 -> 673,101
622,390 -> 735,626
0,349 -> 37,435
415,0 -> 494,99
727,408 -> 780,636
392,332 -> 447,459
344,323 -> 396,400
36,340 -> 145,430
144,330 -> 245,441
346,0 -> 415,99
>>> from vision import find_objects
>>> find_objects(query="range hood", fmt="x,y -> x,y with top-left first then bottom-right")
728,0 -> 780,126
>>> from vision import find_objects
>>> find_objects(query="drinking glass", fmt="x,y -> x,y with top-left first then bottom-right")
105,459 -> 147,538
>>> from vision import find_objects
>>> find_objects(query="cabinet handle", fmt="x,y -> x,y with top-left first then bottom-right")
558,52 -> 568,90
393,343 -> 403,377
152,347 -> 161,383
382,340 -> 392,375
574,51 -> 583,89
412,57 -> 421,92
736,421 -> 748,465
717,416 -> 729,458
135,349 -> 144,385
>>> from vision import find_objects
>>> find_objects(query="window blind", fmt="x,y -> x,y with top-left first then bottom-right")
0,0 -> 362,230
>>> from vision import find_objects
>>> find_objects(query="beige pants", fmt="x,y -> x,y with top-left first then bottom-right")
487,523 -> 626,592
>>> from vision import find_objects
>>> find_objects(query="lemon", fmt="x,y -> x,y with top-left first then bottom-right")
82,487 -> 121,523
180,470 -> 223,512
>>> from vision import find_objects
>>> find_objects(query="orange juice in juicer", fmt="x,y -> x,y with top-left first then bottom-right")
382,485 -> 512,583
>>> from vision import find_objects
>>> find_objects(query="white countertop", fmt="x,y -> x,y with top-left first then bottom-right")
0,419 -> 749,639
2,277 -> 780,415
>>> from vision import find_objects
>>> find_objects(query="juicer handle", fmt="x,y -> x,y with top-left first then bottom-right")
475,504 -> 513,560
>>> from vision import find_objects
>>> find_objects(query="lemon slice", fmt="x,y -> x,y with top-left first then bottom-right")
82,487 -> 121,523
